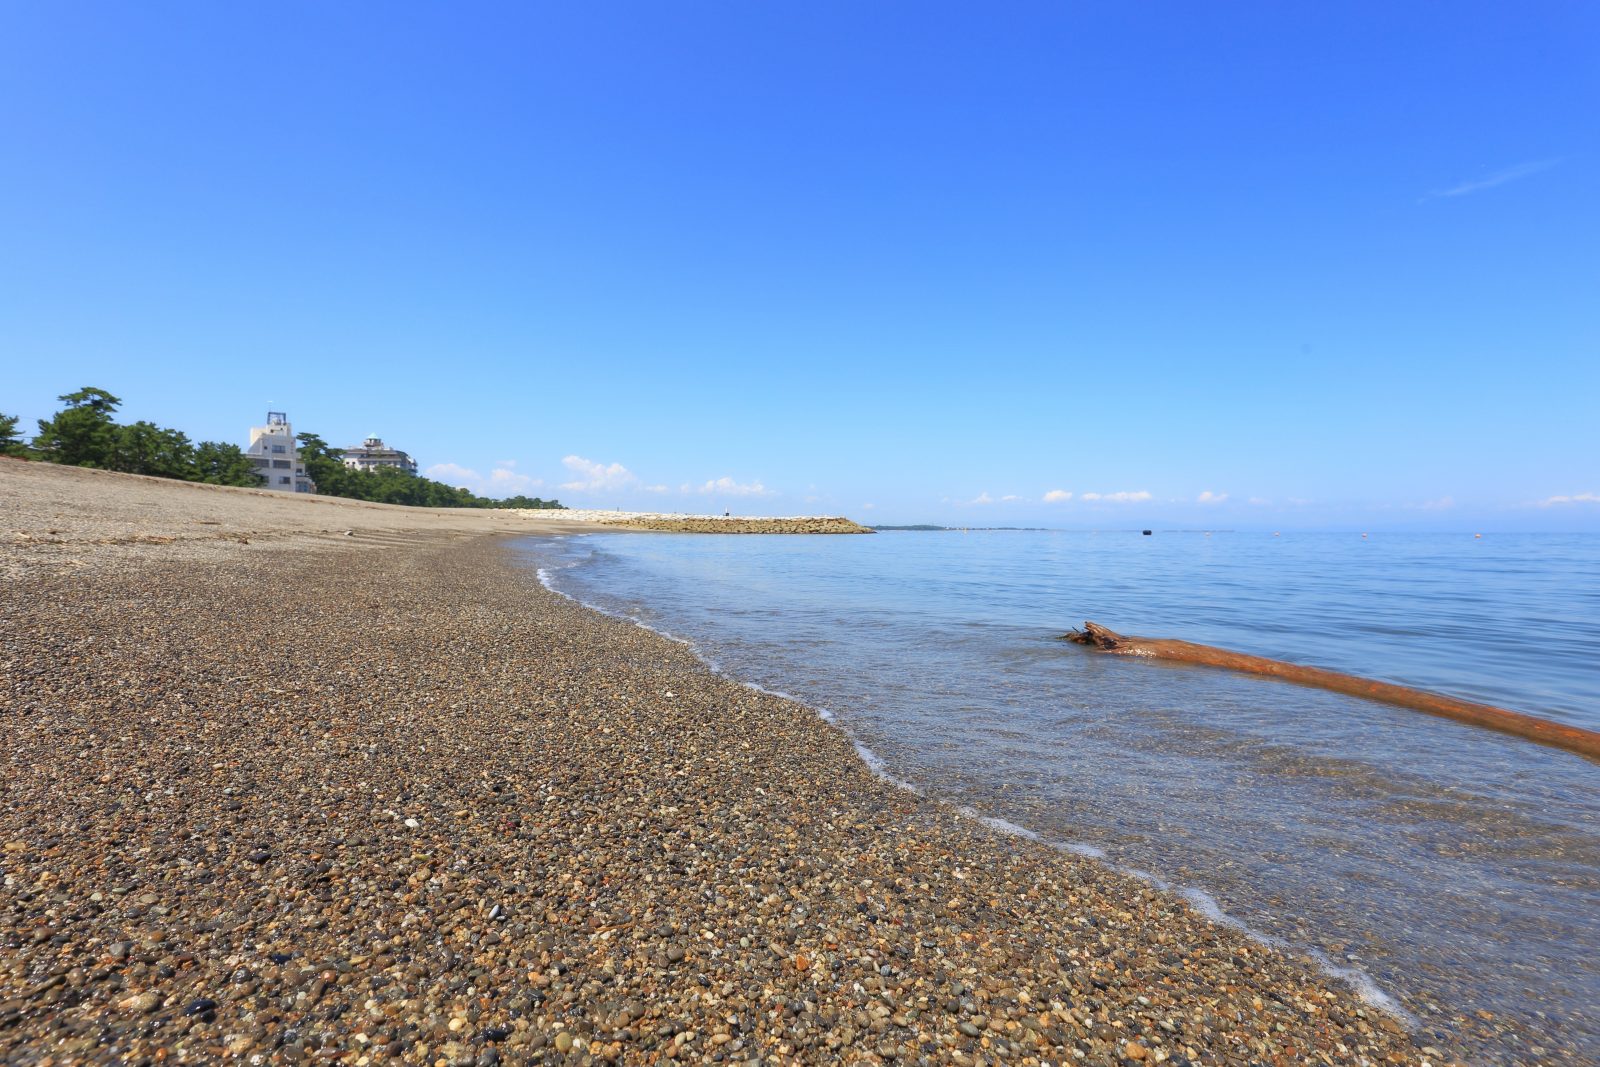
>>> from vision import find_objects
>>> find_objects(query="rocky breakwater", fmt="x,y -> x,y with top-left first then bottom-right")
0,525 -> 1446,1064
598,516 -> 873,535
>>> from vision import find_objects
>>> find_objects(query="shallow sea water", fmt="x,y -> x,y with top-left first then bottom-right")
520,530 -> 1600,1064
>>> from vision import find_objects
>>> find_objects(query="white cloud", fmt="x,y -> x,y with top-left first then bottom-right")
1539,492 -> 1600,507
491,470 -> 542,493
424,460 -> 543,497
1001,494 -> 1021,502
1081,490 -> 1152,503
1197,491 -> 1228,505
861,502 -> 876,510
970,491 -> 995,505
1042,489 -> 1073,503
1419,496 -> 1455,511
1424,158 -> 1559,201
424,462 -> 478,486
697,476 -> 773,497
1248,496 -> 1271,506
560,455 -> 638,492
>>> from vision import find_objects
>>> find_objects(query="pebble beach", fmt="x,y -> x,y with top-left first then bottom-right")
1,463 -> 1437,1066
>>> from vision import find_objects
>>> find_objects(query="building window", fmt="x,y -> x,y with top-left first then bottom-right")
272,459 -> 291,469
272,445 -> 287,454
280,476 -> 291,484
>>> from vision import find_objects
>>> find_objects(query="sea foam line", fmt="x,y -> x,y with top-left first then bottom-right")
530,546 -> 1415,1028
955,810 -> 1418,1027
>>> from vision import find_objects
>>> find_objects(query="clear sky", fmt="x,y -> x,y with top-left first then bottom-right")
2,3 -> 1595,529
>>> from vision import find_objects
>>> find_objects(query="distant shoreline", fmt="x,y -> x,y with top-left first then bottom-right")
558,508 -> 872,534
870,525 -> 1237,533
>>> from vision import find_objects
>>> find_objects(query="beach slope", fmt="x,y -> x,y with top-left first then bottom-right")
0,463 -> 1430,1064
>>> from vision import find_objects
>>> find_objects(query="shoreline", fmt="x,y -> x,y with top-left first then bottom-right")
532,552 -> 1420,1025
1,464 -> 1439,1064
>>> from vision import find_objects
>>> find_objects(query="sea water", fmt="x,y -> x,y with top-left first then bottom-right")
520,530 -> 1600,1063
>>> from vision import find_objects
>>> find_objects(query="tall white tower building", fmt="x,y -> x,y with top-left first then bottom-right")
246,412 -> 316,493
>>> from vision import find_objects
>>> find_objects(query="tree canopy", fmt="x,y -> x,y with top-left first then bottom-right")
21,386 -> 257,487
0,412 -> 26,457
33,387 -> 123,467
190,441 -> 260,486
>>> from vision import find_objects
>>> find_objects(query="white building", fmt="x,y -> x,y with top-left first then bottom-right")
246,411 -> 315,493
341,435 -> 417,475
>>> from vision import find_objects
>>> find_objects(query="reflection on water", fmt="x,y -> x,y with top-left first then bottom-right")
521,530 -> 1600,1064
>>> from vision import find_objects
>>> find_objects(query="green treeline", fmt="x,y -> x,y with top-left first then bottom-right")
5,388 -> 261,486
1,387 -> 565,510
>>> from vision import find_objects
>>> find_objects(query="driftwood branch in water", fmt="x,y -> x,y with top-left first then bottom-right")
1061,621 -> 1600,761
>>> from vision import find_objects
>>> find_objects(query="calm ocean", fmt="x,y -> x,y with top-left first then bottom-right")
520,530 -> 1600,1063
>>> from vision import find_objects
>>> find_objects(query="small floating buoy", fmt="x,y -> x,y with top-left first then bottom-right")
1273,531 -> 1281,537
1475,533 -> 1482,539
1142,529 -> 1152,536
1362,533 -> 1368,539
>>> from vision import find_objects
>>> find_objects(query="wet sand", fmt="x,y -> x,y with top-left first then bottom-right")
1,463 -> 1435,1064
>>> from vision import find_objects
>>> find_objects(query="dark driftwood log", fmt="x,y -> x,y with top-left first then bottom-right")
1062,621 -> 1600,761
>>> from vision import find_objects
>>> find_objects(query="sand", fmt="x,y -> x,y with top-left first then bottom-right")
1,461 -> 598,578
0,461 -> 1442,1065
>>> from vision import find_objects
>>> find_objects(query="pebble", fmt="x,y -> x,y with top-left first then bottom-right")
122,992 -> 162,1014
182,997 -> 217,1017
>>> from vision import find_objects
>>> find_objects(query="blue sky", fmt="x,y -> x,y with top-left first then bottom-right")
2,3 -> 1595,529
